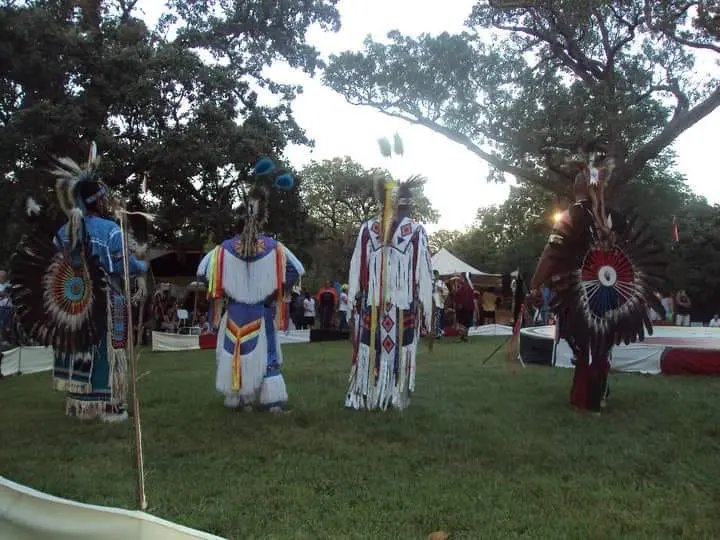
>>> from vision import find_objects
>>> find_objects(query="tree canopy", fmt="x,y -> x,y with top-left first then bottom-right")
437,149 -> 720,320
324,0 -> 719,202
300,156 -> 438,285
0,0 -> 340,263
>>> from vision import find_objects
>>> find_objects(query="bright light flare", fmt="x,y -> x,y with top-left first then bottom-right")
553,211 -> 564,224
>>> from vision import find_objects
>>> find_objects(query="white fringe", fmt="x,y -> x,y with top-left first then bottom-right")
259,373 -> 288,406
348,218 -> 433,321
109,347 -> 127,406
345,343 -> 416,412
220,251 -> 279,304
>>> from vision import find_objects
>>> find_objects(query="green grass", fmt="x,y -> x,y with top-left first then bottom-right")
2,338 -> 720,539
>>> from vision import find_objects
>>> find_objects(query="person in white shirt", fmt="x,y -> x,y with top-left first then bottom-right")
675,289 -> 692,327
432,270 -> 449,337
709,314 -> 720,328
0,270 -> 12,343
338,284 -> 350,330
302,292 -> 316,329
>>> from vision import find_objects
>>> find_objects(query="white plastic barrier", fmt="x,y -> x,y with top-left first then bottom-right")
1,346 -> 54,376
0,476 -> 225,540
467,324 -> 514,337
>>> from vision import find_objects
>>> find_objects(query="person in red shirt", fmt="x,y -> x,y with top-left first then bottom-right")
316,282 -> 339,329
454,274 -> 475,341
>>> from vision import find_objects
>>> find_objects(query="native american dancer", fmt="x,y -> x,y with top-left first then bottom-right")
345,175 -> 433,411
10,143 -> 150,421
197,159 -> 304,413
529,142 -> 666,413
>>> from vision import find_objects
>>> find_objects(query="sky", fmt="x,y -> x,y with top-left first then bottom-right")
137,0 -> 719,234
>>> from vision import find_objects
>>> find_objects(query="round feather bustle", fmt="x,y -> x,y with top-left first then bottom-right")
548,209 -> 667,356
10,211 -> 109,353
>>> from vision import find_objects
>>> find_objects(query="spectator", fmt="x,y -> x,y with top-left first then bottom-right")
199,314 -> 213,335
481,287 -> 498,325
675,289 -> 692,326
0,270 -> 11,344
338,284 -> 350,331
454,276 -> 475,340
432,270 -> 449,337
661,292 -> 674,323
709,314 -> 720,328
302,292 -> 316,329
316,281 -> 338,330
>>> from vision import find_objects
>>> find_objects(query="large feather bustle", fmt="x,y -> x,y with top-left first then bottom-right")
547,209 -> 667,359
10,215 -> 109,353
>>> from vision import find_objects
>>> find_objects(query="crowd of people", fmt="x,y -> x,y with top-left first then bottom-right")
431,270 -> 504,340
288,281 -> 350,331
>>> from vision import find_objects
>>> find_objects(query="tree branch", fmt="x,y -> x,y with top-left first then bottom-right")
622,84 -> 720,183
350,100 -> 565,194
644,0 -> 720,54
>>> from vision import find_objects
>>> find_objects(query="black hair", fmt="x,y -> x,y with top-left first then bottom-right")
74,178 -> 105,213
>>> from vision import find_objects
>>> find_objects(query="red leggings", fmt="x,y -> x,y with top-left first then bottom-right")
570,356 -> 609,411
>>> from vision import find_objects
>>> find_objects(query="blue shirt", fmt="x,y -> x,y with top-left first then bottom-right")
54,215 -> 148,276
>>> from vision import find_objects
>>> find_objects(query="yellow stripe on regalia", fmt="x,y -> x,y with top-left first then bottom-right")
226,318 -> 262,391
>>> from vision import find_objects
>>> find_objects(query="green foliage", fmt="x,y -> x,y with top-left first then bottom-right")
668,200 -> 720,321
324,1 -> 720,201
451,182 -> 555,274
2,341 -> 720,537
428,229 -> 465,254
0,0 -> 340,263
442,150 -> 720,321
300,156 -> 438,283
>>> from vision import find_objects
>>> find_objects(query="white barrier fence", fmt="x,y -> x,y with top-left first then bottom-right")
0,477 -> 225,540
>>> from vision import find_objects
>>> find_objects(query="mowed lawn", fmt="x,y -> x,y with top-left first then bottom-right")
1,337 -> 720,539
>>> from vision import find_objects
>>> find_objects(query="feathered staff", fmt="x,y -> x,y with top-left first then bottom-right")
108,173 -> 157,512
114,191 -> 154,512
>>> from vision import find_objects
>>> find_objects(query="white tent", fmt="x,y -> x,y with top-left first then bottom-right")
431,248 -> 498,277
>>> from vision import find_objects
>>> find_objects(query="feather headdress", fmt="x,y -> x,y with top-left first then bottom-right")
237,158 -> 295,258
50,141 -> 108,249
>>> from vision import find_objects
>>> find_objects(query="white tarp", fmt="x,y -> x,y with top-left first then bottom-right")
468,324 -> 514,337
1,346 -> 54,377
519,325 -> 720,375
0,476 -> 225,540
151,330 -> 311,352
151,332 -> 202,352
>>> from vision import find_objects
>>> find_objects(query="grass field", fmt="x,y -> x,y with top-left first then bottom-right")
1,337 -> 720,539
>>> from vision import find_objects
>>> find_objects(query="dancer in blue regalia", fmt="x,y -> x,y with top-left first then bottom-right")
197,159 -> 304,412
10,142 -> 149,422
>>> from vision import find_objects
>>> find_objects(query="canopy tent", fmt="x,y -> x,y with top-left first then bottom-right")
431,248 -> 502,289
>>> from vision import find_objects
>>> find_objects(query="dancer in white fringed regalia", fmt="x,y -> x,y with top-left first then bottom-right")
198,159 -> 304,413
345,174 -> 433,411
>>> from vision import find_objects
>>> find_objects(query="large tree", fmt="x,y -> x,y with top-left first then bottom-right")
0,0 -> 340,263
449,150 -> 695,274
324,0 -> 720,202
300,156 -> 438,284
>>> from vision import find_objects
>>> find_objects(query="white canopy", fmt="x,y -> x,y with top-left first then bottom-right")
431,248 -> 499,277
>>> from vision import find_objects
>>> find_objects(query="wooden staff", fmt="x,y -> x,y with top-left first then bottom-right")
119,208 -> 148,511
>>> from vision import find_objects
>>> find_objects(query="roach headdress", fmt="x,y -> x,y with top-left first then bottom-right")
50,141 -> 109,249
237,158 -> 295,258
